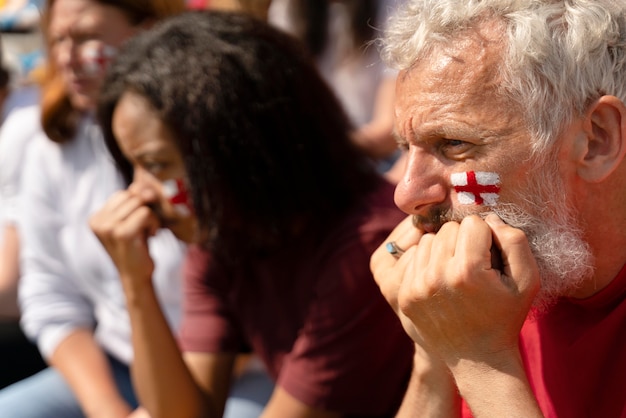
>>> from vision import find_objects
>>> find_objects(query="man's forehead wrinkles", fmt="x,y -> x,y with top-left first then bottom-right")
410,122 -> 495,142
396,90 -> 522,144
399,110 -> 519,146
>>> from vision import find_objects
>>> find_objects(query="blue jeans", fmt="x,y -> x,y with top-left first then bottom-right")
224,366 -> 275,418
0,353 -> 273,418
0,354 -> 137,418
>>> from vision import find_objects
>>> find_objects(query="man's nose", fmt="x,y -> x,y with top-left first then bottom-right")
393,148 -> 447,215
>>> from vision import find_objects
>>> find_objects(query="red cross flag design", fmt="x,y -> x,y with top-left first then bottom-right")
163,178 -> 193,217
79,41 -> 117,77
451,171 -> 501,206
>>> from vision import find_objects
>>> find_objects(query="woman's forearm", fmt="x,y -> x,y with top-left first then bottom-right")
122,279 -> 215,418
49,329 -> 132,418
0,225 -> 21,319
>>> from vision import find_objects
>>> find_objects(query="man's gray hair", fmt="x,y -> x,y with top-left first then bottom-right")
382,0 -> 626,153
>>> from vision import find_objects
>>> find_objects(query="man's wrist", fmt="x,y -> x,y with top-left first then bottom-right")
394,345 -> 460,418
449,350 -> 543,417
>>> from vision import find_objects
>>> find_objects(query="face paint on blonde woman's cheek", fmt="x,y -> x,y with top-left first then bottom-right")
451,171 -> 501,206
78,41 -> 117,77
162,178 -> 193,217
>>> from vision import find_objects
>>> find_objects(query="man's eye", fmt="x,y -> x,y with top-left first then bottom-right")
439,139 -> 473,159
445,139 -> 465,147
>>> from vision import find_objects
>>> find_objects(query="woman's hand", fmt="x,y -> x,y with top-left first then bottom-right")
90,185 -> 160,290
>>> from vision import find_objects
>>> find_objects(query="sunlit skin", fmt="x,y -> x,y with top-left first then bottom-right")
48,0 -> 140,111
89,91 -> 197,296
110,91 -> 197,243
388,22 -> 614,300
393,35 -> 537,231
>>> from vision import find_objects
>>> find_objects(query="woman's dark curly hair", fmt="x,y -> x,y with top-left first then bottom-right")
98,10 -> 382,261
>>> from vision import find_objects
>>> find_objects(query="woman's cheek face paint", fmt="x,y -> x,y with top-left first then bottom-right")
78,41 -> 117,78
162,178 -> 193,217
451,171 -> 501,206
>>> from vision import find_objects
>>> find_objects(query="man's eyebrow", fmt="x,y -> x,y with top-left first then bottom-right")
407,123 -> 504,144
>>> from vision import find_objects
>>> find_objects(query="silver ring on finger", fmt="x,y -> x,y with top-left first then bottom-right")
385,241 -> 405,259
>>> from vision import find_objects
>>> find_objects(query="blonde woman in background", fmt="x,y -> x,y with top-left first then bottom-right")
268,0 -> 404,179
0,1 -> 186,417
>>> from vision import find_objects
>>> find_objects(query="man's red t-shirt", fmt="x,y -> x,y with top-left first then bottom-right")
463,264 -> 626,417
179,180 -> 413,417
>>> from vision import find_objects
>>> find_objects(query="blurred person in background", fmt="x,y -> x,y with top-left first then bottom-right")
0,0 -> 186,417
92,10 -> 413,418
0,0 -> 42,33
0,29 -> 46,390
268,0 -> 404,179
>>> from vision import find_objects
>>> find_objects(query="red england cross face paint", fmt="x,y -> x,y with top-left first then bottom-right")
78,41 -> 117,78
451,171 -> 501,206
162,178 -> 193,217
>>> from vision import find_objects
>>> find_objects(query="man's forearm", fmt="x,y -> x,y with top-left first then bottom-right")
396,347 -> 461,418
450,350 -> 543,418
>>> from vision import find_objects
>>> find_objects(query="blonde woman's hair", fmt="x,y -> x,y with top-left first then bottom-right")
40,0 -> 186,143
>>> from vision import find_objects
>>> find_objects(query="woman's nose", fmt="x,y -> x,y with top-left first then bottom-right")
130,168 -> 159,201
393,147 -> 447,216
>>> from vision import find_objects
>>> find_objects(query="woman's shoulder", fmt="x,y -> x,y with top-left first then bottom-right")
26,114 -> 100,160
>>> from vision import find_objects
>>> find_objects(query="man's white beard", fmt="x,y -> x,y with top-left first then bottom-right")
449,159 -> 595,312
492,203 -> 594,313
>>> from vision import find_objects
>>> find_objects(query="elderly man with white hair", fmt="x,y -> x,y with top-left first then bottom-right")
371,0 -> 626,416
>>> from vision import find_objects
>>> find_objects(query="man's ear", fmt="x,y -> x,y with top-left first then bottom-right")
576,95 -> 626,183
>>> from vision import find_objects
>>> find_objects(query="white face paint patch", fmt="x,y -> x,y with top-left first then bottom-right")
162,178 -> 192,217
451,171 -> 501,206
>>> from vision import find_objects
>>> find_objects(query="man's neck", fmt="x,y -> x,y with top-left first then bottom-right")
573,182 -> 626,298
